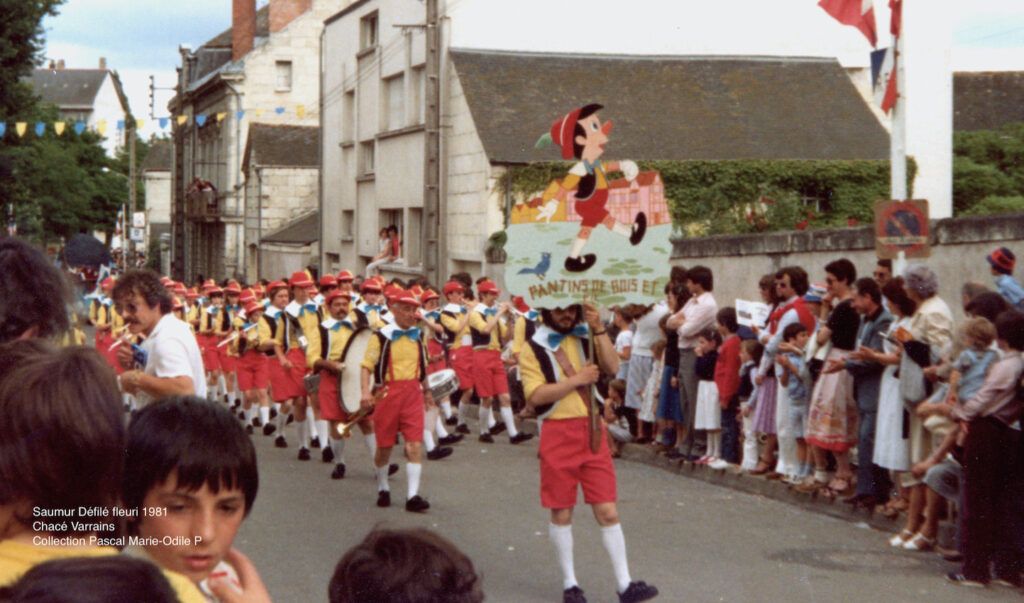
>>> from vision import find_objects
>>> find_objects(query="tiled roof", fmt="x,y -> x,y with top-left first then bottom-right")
262,211 -> 319,245
954,72 -> 1024,132
141,140 -> 172,172
242,124 -> 320,172
27,69 -> 108,109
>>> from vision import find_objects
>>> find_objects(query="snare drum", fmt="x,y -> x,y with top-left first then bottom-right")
427,369 -> 459,403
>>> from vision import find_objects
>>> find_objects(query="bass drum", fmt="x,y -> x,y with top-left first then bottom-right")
339,328 -> 373,414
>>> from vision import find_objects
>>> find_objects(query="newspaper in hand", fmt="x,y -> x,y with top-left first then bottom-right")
735,299 -> 771,329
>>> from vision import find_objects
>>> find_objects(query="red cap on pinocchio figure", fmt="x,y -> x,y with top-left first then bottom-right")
988,247 -> 1016,275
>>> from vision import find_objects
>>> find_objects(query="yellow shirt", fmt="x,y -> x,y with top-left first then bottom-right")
89,298 -> 112,328
541,161 -> 608,202
0,540 -> 205,603
307,318 -> 354,369
361,326 -> 425,382
468,305 -> 507,351
257,313 -> 277,352
512,314 -> 540,356
519,333 -> 588,420
439,304 -> 472,349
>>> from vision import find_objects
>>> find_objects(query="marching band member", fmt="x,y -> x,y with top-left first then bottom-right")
217,282 -> 243,408
198,285 -> 225,403
185,287 -> 201,332
419,288 -> 461,455
283,271 -> 324,460
89,276 -> 117,365
440,281 -> 477,435
337,270 -> 361,307
317,274 -> 338,320
237,298 -> 272,438
354,278 -> 389,330
470,281 -> 533,445
360,289 -> 431,513
520,304 -> 658,603
261,280 -> 301,446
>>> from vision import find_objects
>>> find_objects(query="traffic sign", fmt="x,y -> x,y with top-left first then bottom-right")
874,199 -> 930,259
130,228 -> 146,243
132,212 -> 146,228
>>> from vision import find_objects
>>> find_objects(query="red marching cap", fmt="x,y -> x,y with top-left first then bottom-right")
336,269 -> 354,282
420,289 -> 439,304
172,281 -> 188,296
512,295 -> 530,314
477,280 -> 500,295
319,274 -> 338,288
325,289 -> 352,305
239,288 -> 256,304
442,281 -> 464,295
224,282 -> 242,295
243,300 -> 263,315
393,290 -> 421,308
267,280 -> 288,295
289,270 -> 313,288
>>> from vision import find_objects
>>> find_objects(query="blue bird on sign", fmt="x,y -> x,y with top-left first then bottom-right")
517,252 -> 552,280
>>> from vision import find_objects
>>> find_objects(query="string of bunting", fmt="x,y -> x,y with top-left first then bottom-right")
0,104 -> 312,139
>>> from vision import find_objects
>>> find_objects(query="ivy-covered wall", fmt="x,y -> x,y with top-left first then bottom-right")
501,159 -> 917,236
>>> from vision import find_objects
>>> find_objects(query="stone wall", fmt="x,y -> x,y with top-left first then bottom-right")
670,214 -> 1024,321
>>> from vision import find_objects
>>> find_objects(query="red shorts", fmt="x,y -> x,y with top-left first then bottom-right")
201,336 -> 222,371
236,351 -> 269,392
574,188 -> 610,229
95,332 -> 121,374
449,346 -> 475,392
218,346 -> 237,373
539,418 -> 617,509
268,348 -> 307,402
427,339 -> 447,375
317,371 -> 352,422
373,380 -> 425,448
473,349 -> 508,398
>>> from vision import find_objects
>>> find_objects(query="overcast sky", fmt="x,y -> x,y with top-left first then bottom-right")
42,0 -> 1024,138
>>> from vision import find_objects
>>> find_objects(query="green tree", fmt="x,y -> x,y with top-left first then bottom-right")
953,123 -> 1024,214
0,0 -> 65,118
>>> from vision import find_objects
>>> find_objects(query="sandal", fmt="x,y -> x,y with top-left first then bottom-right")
903,533 -> 935,551
889,529 -> 914,547
749,460 -> 771,475
826,477 -> 852,496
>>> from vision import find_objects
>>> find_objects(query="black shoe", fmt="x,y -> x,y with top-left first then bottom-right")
427,447 -> 453,461
286,413 -> 294,425
405,495 -> 430,513
237,410 -> 245,420
310,436 -> 321,449
489,422 -> 507,435
269,407 -> 278,419
262,423 -> 276,436
377,491 -> 391,508
388,463 -> 400,476
297,447 -> 311,461
629,212 -> 647,245
563,586 -> 588,603
445,416 -> 458,426
456,424 -> 470,435
274,435 -> 288,448
232,399 -> 241,409
245,425 -> 253,435
479,433 -> 494,444
322,446 -> 335,463
564,254 -> 597,273
439,434 -> 464,445
618,580 -> 658,603
251,417 -> 262,428
330,463 -> 346,480
510,432 -> 535,445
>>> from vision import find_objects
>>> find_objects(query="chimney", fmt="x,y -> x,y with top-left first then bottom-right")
269,0 -> 312,33
57,59 -> 65,70
48,60 -> 55,70
99,57 -> 107,70
232,0 -> 256,62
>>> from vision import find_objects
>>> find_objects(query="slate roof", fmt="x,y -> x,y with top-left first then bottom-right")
242,124 -> 320,173
450,49 -> 889,163
28,69 -> 108,110
262,211 -> 319,245
954,72 -> 1024,132
188,4 -> 271,86
141,140 -> 172,172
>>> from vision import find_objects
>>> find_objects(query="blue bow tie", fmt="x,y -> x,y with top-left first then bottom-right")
424,310 -> 441,321
364,304 -> 384,313
227,305 -> 240,313
330,320 -> 353,332
525,310 -> 539,321
299,303 -> 317,316
209,307 -> 220,315
483,307 -> 497,317
546,325 -> 589,350
391,327 -> 421,342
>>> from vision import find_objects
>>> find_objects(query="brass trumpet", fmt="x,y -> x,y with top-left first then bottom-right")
336,386 -> 388,438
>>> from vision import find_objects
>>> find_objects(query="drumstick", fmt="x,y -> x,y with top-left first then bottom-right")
217,333 -> 239,348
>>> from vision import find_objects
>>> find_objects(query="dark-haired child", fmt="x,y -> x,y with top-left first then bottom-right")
693,329 -> 721,464
711,308 -> 742,469
123,396 -> 268,602
603,379 -> 631,457
776,322 -> 811,483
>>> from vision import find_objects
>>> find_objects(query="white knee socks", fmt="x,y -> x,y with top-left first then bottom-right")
500,406 -> 519,438
407,462 -> 422,499
259,406 -> 270,426
478,405 -> 491,434
375,464 -> 390,492
709,431 -> 722,459
440,400 -> 453,419
331,438 -> 346,464
601,523 -> 632,593
365,433 -> 378,459
423,429 -> 436,452
297,419 -> 310,449
568,237 -> 587,259
549,523 -> 578,589
435,416 -> 449,438
316,419 -> 330,444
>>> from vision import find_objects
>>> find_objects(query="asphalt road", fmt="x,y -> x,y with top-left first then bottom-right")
235,419 -> 1008,603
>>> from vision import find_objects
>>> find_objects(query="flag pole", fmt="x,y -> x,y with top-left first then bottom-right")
890,4 -> 908,277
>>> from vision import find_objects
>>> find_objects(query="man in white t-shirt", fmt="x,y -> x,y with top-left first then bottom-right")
114,270 -> 207,406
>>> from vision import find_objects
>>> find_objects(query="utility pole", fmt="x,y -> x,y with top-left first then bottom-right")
422,0 -> 441,285
128,121 -> 137,265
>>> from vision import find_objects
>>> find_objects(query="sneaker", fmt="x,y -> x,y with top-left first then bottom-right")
262,423 -> 276,436
439,434 -> 464,445
489,422 -> 507,435
297,447 -> 311,461
945,572 -> 986,588
563,585 -> 587,603
322,446 -> 335,463
388,463 -> 400,476
618,580 -> 658,603
310,436 -> 321,449
330,463 -> 346,480
376,491 -> 391,508
479,433 -> 494,444
510,432 -> 535,445
427,447 -> 453,461
405,495 -> 430,513
274,435 -> 288,448
456,424 -> 470,435
708,459 -> 730,470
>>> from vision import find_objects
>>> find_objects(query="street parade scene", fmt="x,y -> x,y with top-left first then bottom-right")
3,0 -> 1024,601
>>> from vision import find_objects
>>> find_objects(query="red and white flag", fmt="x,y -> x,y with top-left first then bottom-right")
818,0 -> 878,47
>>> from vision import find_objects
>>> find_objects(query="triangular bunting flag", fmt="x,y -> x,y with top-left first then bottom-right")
15,123 -> 27,137
97,120 -> 108,135
216,112 -> 227,123
274,107 -> 285,115
74,122 -> 87,135
159,117 -> 169,129
254,109 -> 265,118
54,122 -> 65,135
296,105 -> 306,118
136,119 -> 145,130
117,119 -> 125,131
35,122 -> 45,136
176,115 -> 188,126
235,110 -> 246,121
0,123 -> 6,138
196,115 -> 207,127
